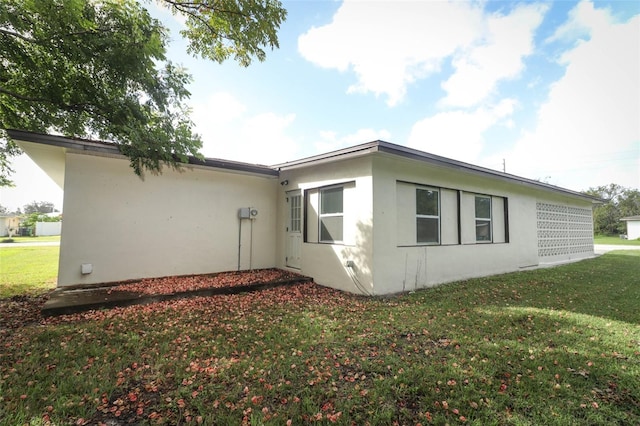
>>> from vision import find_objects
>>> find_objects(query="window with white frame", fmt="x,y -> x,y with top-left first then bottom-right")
319,186 -> 343,243
475,195 -> 492,242
289,193 -> 301,233
416,187 -> 440,244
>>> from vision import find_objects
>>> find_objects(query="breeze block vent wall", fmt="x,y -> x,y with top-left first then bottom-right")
536,202 -> 593,258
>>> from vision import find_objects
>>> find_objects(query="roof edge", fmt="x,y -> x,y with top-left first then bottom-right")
276,139 -> 601,203
374,141 -> 602,203
7,130 -> 604,201
6,129 -> 278,177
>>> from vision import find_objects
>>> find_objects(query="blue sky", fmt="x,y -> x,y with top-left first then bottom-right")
1,0 -> 639,212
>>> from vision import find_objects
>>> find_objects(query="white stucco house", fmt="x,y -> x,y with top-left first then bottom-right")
1,215 -> 21,237
10,129 -> 600,295
620,216 -> 640,240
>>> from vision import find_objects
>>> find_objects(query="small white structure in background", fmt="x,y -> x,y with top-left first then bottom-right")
0,215 -> 21,237
35,221 -> 62,236
620,216 -> 640,240
11,129 -> 602,295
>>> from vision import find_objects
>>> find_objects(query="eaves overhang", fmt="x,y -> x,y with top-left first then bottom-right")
274,140 -> 603,204
6,129 -> 279,177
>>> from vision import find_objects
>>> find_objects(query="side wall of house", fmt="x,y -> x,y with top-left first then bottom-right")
371,154 -> 595,294
626,221 -> 640,240
276,156 -> 374,294
58,152 -> 278,287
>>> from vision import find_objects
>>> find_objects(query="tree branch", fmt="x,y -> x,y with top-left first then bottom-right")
161,0 -> 252,19
0,26 -> 114,47
161,0 -> 254,43
0,86 -> 93,111
0,28 -> 37,44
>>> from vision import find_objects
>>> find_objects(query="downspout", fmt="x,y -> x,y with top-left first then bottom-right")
249,218 -> 254,271
237,217 -> 242,271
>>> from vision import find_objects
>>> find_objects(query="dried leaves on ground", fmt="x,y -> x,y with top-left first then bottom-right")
1,255 -> 639,425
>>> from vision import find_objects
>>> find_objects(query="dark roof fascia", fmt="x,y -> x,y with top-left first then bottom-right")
272,141 -> 380,169
186,157 -> 278,176
7,129 -> 120,156
375,141 -> 602,202
6,129 -> 278,177
275,139 -> 602,203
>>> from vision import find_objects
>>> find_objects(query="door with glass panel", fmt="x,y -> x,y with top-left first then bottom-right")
286,191 -> 302,268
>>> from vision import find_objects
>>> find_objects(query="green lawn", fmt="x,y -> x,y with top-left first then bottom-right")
0,246 -> 59,297
0,252 -> 638,425
1,235 -> 61,243
594,235 -> 640,245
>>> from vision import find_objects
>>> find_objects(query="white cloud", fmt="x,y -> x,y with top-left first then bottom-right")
190,92 -> 297,165
299,1 -> 546,108
545,0 -> 606,43
494,1 -> 640,190
298,0 -> 484,106
408,99 -> 517,163
314,128 -> 392,153
441,3 -> 547,108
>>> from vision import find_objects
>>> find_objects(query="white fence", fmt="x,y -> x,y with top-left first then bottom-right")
35,221 -> 62,236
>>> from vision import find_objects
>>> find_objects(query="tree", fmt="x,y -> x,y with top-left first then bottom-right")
0,204 -> 20,215
23,200 -> 57,214
585,184 -> 640,235
0,0 -> 286,184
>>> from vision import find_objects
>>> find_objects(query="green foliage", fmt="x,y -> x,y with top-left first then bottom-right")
0,0 -> 202,179
585,183 -> 640,235
0,0 -> 286,184
160,0 -> 287,66
18,212 -> 62,237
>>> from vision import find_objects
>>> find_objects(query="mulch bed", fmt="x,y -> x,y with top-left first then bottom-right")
1,268 -> 309,327
107,268 -> 304,295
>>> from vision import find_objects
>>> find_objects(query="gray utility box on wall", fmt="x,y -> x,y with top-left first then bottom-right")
238,207 -> 259,219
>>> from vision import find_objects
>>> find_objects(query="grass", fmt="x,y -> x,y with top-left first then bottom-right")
1,235 -> 61,243
1,252 -> 639,425
0,246 -> 59,297
594,235 -> 640,246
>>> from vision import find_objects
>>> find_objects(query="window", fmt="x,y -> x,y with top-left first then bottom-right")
319,186 -> 343,243
289,193 -> 301,233
475,195 -> 492,242
416,187 -> 439,244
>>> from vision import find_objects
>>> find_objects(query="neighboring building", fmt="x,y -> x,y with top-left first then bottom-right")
1,215 -> 21,237
10,129 -> 600,295
620,216 -> 640,240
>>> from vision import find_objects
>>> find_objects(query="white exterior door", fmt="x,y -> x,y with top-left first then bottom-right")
286,191 -> 302,268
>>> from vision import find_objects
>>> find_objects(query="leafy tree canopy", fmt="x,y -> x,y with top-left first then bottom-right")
0,204 -> 21,215
23,200 -> 58,214
0,0 -> 286,185
585,183 -> 640,235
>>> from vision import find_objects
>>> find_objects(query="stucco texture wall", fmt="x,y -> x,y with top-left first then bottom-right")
370,154 -> 594,294
58,152 -> 277,287
276,156 -> 374,294
625,221 -> 640,240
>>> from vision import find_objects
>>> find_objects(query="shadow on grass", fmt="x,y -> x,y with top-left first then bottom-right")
411,251 -> 640,325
